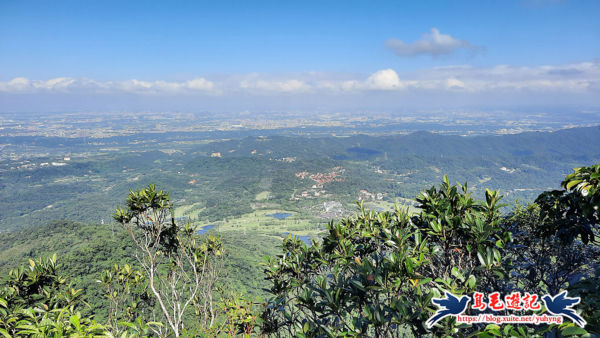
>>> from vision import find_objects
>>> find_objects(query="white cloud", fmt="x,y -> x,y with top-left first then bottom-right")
116,78 -> 215,94
0,77 -> 30,91
186,78 -> 214,90
35,77 -> 76,90
446,78 -> 466,89
366,69 -> 404,90
325,69 -> 411,91
0,77 -> 77,92
239,79 -> 310,93
385,28 -> 482,57
0,77 -> 216,95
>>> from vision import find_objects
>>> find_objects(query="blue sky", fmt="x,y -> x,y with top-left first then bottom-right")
1,0 -> 599,112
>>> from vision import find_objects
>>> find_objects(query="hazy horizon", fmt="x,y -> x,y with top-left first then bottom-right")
1,0 -> 599,113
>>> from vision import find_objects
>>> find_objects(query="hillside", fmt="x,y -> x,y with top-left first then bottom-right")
2,127 -> 599,233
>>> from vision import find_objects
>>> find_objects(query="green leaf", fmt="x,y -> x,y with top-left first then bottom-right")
451,267 -> 464,281
351,280 -> 365,291
566,179 -> 582,190
405,257 -> 414,274
495,239 -> 504,248
69,314 -> 80,328
561,326 -> 587,336
483,324 -> 502,336
418,278 -> 432,286
477,251 -> 486,266
467,275 -> 476,289
118,321 -> 137,329
146,321 -> 163,327
492,248 -> 501,263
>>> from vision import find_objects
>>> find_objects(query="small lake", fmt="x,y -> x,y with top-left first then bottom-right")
266,212 -> 292,219
197,224 -> 215,235
282,232 -> 311,246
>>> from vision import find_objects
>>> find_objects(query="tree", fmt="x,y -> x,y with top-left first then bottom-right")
412,178 -> 510,293
0,255 -> 108,337
503,202 -> 598,293
99,263 -> 157,336
113,184 -> 225,337
261,177 -> 510,336
498,164 -> 600,336
556,164 -> 600,334
535,163 -> 600,244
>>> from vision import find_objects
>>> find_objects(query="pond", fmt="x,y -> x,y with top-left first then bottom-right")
266,212 -> 292,219
282,232 -> 312,246
197,224 -> 215,235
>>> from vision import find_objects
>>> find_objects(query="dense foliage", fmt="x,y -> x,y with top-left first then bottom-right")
0,255 -> 107,337
261,167 -> 599,337
260,182 -> 508,336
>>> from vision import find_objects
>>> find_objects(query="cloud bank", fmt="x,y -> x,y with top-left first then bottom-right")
1,61 -> 598,111
1,61 -> 597,95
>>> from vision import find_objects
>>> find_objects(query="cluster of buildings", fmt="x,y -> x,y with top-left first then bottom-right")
358,189 -> 385,201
